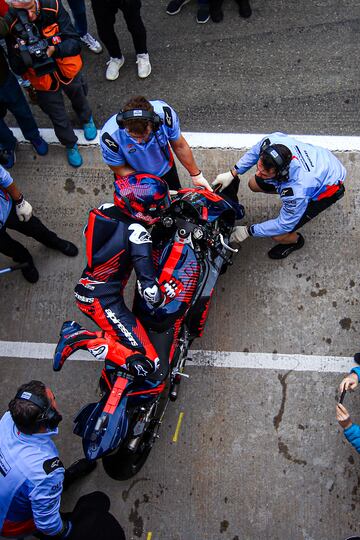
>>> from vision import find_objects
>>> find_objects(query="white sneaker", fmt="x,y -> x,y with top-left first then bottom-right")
80,33 -> 103,54
136,53 -> 151,79
106,57 -> 125,81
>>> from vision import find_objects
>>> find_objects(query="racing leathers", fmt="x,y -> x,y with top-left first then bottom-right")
235,132 -> 346,237
56,204 -> 163,372
0,411 -> 65,538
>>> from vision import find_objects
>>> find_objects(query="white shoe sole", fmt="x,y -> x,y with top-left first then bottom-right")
138,66 -> 152,79
106,71 -> 120,81
106,58 -> 125,80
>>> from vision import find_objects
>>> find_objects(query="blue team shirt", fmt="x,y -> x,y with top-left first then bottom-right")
100,100 -> 181,177
0,165 -> 13,229
0,412 -> 64,537
235,133 -> 346,237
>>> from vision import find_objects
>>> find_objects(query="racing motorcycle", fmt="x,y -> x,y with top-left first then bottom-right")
72,188 -> 244,480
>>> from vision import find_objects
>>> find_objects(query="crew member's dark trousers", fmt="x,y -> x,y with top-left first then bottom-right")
161,163 -> 181,190
67,0 -> 88,36
0,71 -> 39,150
0,205 -> 59,264
36,73 -> 92,148
91,0 -> 147,58
37,492 -> 126,540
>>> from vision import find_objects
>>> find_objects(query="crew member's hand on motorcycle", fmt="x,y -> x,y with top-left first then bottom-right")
230,225 -> 250,244
336,402 -> 352,429
212,170 -> 237,192
191,171 -> 213,192
15,195 -> 33,222
339,372 -> 359,393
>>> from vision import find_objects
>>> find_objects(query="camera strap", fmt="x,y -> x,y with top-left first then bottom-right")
154,131 -> 171,163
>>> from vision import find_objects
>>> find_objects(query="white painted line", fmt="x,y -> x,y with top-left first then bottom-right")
0,340 -> 355,373
10,127 -> 360,152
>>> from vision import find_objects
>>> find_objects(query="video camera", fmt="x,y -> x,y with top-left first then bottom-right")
13,9 -> 55,76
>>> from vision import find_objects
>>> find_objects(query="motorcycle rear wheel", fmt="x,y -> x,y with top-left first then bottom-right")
102,439 -> 153,481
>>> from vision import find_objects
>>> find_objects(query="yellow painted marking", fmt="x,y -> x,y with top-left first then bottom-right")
172,411 -> 184,442
146,533 -> 153,540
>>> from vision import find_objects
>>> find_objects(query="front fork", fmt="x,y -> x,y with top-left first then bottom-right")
169,330 -> 190,401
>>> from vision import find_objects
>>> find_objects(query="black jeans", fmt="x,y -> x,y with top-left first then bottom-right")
91,0 -> 147,58
36,73 -> 92,148
0,205 -> 59,264
161,163 -> 181,190
0,71 -> 40,150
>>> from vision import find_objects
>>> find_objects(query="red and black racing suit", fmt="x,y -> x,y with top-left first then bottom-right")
74,204 -> 163,369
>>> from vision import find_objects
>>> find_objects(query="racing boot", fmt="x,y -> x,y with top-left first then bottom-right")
63,458 -> 97,491
268,233 -> 305,260
53,321 -> 102,371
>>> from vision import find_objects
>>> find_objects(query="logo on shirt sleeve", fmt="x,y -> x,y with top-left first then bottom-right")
43,457 -> 64,475
102,132 -> 119,153
260,138 -> 271,152
280,187 -> 294,198
0,449 -> 11,477
163,107 -> 173,128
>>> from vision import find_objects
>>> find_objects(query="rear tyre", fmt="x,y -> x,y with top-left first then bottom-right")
102,439 -> 153,480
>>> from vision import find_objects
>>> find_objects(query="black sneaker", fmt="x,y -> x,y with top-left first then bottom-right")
196,5 -> 210,23
166,0 -> 190,15
63,458 -> 97,491
210,6 -> 223,22
237,0 -> 252,18
0,145 -> 16,169
52,239 -> 78,257
268,233 -> 305,260
21,262 -> 39,283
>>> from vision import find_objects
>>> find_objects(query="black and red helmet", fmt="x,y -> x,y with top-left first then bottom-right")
114,173 -> 171,225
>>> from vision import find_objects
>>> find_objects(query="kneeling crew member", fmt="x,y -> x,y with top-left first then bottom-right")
213,132 -> 346,259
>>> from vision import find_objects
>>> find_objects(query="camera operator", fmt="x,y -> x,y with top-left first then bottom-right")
2,0 -> 97,168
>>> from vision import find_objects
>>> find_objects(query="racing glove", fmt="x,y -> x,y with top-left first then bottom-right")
191,171 -> 213,192
15,195 -> 33,222
230,225 -> 250,244
137,282 -> 165,308
212,170 -> 237,192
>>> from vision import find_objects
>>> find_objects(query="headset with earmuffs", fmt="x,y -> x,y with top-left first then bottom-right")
116,109 -> 163,132
116,108 -> 171,162
260,143 -> 291,180
15,390 -> 63,431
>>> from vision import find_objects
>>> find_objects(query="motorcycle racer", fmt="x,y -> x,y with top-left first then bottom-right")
53,173 -> 171,377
